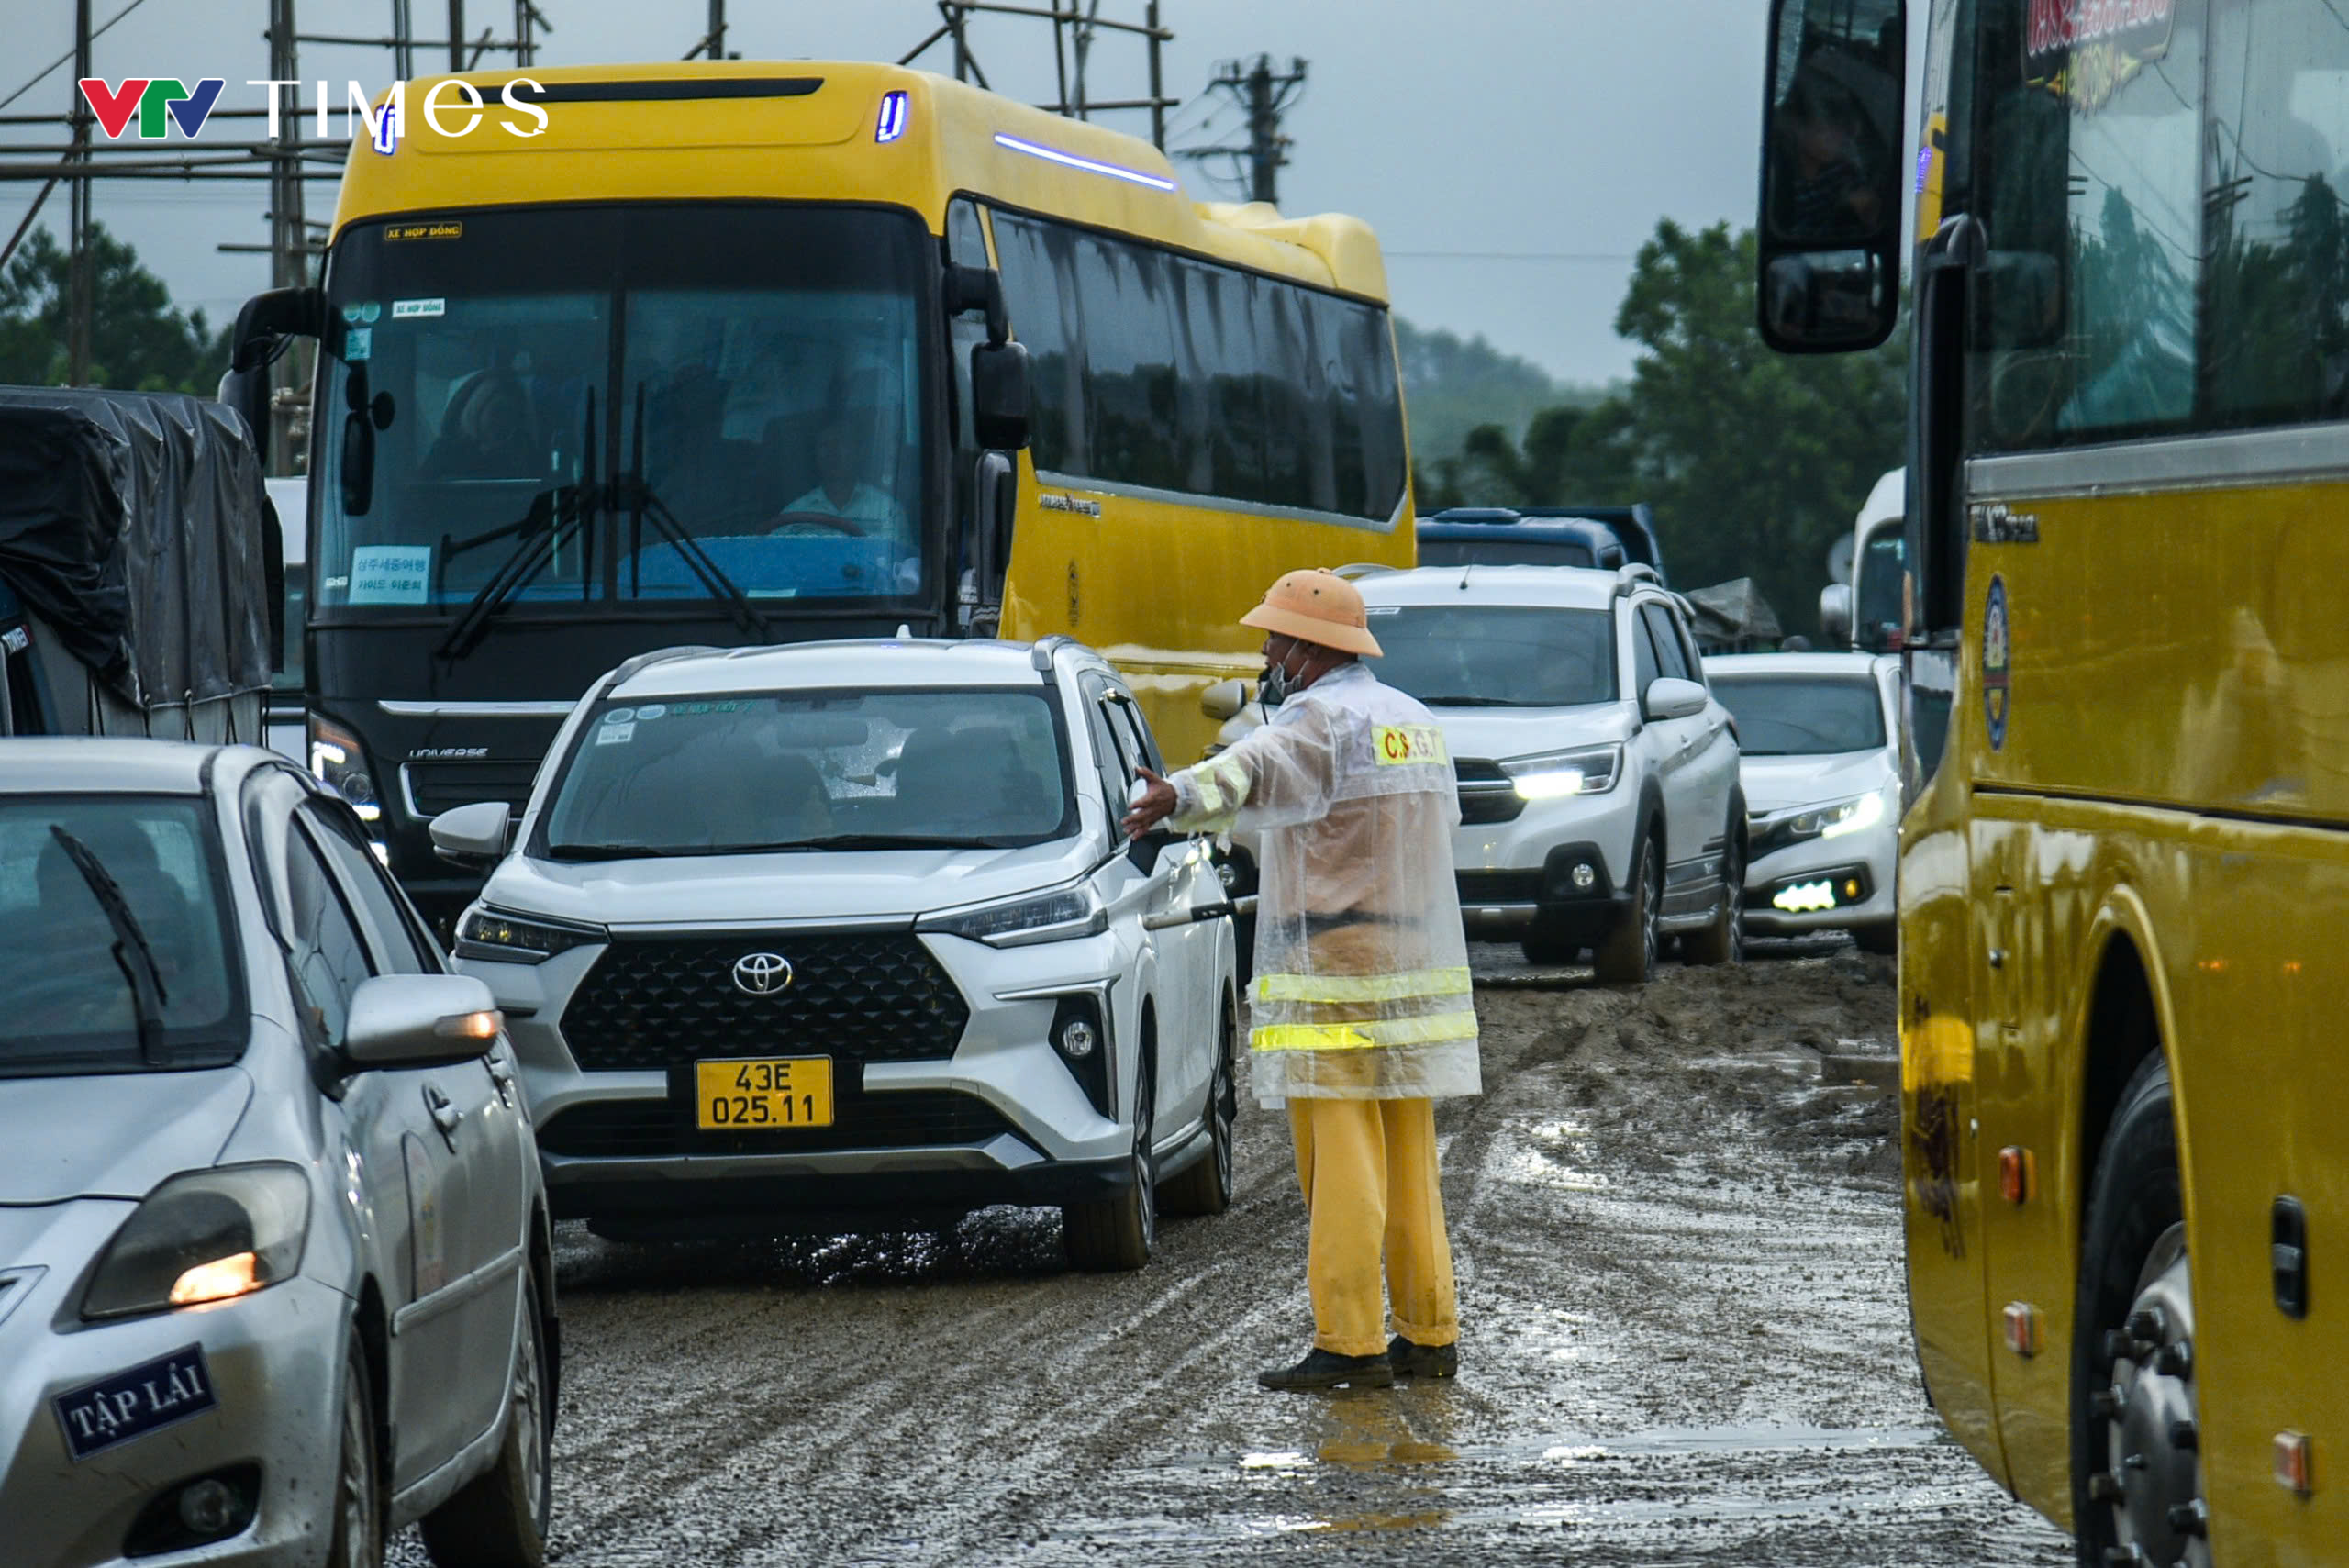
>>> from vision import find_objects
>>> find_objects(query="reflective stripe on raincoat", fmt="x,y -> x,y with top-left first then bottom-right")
1167,662 -> 1481,1107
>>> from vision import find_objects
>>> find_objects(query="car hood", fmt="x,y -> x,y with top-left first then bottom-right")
485,839 -> 1097,928
1740,751 -> 1894,815
0,1066 -> 253,1204
1425,704 -> 1632,764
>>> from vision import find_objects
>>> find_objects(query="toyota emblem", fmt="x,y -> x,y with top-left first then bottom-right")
731,951 -> 794,996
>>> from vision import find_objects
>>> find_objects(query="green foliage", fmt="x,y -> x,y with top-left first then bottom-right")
1393,316 -> 1607,475
1415,219 -> 1906,635
0,222 -> 232,394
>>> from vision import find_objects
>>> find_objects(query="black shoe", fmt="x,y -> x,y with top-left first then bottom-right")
1256,1348 -> 1397,1392
1386,1335 -> 1458,1379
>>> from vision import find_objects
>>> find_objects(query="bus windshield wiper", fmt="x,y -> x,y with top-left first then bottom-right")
435,482 -> 592,661
613,381 -> 769,646
50,827 -> 170,1065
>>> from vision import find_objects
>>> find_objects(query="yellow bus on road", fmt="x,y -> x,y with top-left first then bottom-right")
1756,2 -> 2349,1562
222,61 -> 1411,915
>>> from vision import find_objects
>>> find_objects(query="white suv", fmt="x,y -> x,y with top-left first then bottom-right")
429,638 -> 1240,1272
1355,564 -> 1745,980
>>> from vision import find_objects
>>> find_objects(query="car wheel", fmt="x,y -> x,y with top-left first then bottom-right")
1162,995 -> 1238,1217
1063,1053 -> 1156,1271
1519,921 -> 1579,966
326,1338 -> 383,1568
1682,824 -> 1744,966
1592,836 -> 1661,984
2071,1055 -> 2207,1568
1853,921 -> 1898,955
418,1266 -> 553,1568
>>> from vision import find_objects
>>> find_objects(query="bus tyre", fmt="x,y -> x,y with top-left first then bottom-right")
1064,1061 -> 1155,1271
2070,1054 -> 2205,1568
419,1266 -> 553,1567
1682,820 -> 1744,967
1593,837 -> 1661,985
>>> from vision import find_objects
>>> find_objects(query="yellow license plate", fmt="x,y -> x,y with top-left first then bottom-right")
694,1057 -> 834,1130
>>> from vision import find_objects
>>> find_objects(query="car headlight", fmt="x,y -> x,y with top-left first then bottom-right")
453,906 -> 607,964
308,714 -> 381,824
82,1164 -> 311,1321
918,882 -> 1107,947
1502,743 -> 1622,800
1756,790 -> 1888,855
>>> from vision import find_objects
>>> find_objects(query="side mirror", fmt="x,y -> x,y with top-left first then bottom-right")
1820,583 -> 1854,646
971,340 -> 1030,452
1755,0 -> 1905,352
942,263 -> 1010,345
1642,676 -> 1709,722
1200,678 -> 1250,722
222,285 -> 324,466
429,800 -> 512,868
1128,826 -> 1175,873
217,366 -> 272,457
342,973 -> 502,1068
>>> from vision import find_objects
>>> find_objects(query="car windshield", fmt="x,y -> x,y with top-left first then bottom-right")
1364,604 -> 1616,707
1417,537 -> 1596,568
1710,674 -> 1887,755
0,796 -> 245,1077
540,687 -> 1074,856
314,203 -> 938,616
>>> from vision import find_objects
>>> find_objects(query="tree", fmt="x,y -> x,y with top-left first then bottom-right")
0,222 -> 231,394
1414,219 -> 1907,635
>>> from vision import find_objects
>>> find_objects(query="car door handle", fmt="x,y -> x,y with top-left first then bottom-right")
423,1083 -> 462,1149
485,1055 -> 518,1108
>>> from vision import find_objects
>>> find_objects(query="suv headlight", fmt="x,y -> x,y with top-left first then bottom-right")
1502,743 -> 1623,801
82,1164 -> 311,1320
1755,790 -> 1888,855
454,907 -> 607,964
307,714 -> 381,823
918,882 -> 1108,947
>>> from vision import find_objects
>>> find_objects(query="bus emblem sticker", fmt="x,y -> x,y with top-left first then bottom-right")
1983,575 -> 2010,751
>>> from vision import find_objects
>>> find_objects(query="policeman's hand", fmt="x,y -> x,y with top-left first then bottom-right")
1122,767 -> 1178,840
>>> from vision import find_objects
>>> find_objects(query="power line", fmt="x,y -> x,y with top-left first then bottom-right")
1174,54 -> 1304,205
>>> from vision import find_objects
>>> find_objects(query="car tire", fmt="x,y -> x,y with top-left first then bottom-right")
1162,995 -> 1238,1218
418,1267 -> 554,1568
1592,836 -> 1661,985
1519,922 -> 1579,966
2070,1053 -> 2203,1568
1064,1054 -> 1157,1271
1682,817 -> 1744,967
1853,921 -> 1898,955
326,1338 -> 383,1568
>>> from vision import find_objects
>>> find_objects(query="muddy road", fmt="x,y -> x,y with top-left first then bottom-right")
394,943 -> 2070,1565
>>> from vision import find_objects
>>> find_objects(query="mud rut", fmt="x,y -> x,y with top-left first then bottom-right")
391,944 -> 2070,1566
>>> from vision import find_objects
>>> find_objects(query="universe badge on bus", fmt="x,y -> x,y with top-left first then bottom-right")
696,1057 -> 835,1130
1983,575 -> 2009,751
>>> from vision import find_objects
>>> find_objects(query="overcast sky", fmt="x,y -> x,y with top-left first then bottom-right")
6,0 -> 1787,388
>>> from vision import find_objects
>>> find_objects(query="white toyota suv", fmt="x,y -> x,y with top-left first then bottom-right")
1355,564 -> 1745,980
429,638 -> 1240,1272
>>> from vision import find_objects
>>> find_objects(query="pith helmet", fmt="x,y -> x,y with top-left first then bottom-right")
1240,569 -> 1384,658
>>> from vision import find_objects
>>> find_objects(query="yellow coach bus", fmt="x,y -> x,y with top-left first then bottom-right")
221,61 -> 1410,916
1755,2 -> 2349,1561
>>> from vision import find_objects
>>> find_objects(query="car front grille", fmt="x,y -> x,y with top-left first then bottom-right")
535,1087 -> 1015,1158
559,932 -> 972,1073
404,759 -> 541,818
1453,759 -> 1526,825
1456,870 -> 1545,906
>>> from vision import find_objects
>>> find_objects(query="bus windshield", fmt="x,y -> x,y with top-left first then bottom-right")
314,204 -> 940,615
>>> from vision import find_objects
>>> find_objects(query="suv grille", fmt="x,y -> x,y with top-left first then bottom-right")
1453,759 -> 1525,825
405,759 -> 540,818
560,932 -> 971,1073
1457,869 -> 1545,906
536,1088 -> 1014,1158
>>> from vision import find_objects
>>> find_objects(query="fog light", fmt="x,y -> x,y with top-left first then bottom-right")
1571,862 -> 1597,891
178,1478 -> 239,1535
1058,1018 -> 1097,1059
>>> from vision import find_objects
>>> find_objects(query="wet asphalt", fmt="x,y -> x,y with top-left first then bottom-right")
392,940 -> 2072,1566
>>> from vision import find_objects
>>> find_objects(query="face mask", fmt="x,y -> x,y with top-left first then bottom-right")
1258,659 -> 1291,710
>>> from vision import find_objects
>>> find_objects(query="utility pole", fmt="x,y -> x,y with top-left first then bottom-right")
1178,54 -> 1305,205
65,0 -> 93,384
267,0 -> 309,469
448,0 -> 466,72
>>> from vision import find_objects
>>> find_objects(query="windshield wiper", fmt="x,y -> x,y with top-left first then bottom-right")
1413,695 -> 1531,707
613,381 -> 769,645
543,842 -> 696,861
50,827 -> 170,1064
436,388 -> 603,662
715,833 -> 1012,851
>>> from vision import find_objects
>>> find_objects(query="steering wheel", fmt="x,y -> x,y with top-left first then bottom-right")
761,510 -> 866,538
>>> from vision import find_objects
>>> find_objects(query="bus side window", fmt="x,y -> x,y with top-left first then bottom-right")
946,198 -> 991,453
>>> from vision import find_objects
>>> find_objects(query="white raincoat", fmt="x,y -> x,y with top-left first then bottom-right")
1167,662 -> 1481,1107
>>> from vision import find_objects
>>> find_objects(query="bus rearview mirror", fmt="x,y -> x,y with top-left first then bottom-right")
972,340 -> 1030,452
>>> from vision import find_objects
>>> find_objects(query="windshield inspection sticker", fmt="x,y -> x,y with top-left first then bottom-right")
347,545 -> 431,605
344,327 -> 373,362
596,723 -> 636,746
390,297 -> 445,319
603,708 -> 635,725
54,1345 -> 217,1461
632,704 -> 666,720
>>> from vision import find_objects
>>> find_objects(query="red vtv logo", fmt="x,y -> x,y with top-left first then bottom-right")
78,78 -> 227,139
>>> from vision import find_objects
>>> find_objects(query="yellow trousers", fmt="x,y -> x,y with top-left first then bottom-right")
1286,1096 -> 1458,1358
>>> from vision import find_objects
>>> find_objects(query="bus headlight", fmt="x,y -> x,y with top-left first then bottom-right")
307,715 -> 382,823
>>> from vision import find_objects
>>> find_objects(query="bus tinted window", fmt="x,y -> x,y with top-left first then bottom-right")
993,210 -> 1405,523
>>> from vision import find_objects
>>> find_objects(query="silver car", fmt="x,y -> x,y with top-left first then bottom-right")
432,638 -> 1241,1272
0,740 -> 556,1567
1702,651 -> 1902,951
